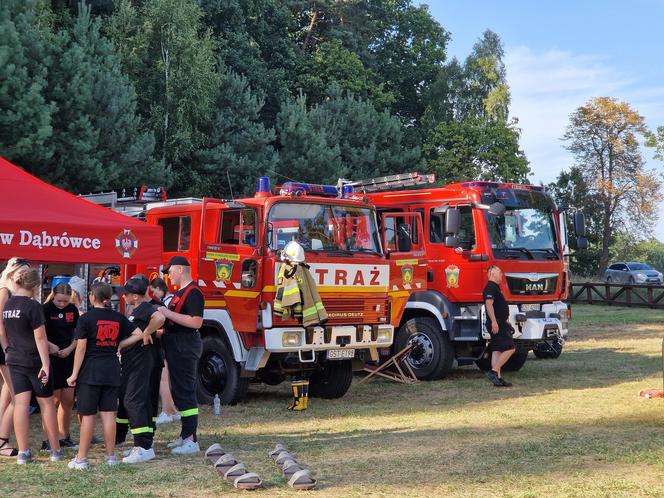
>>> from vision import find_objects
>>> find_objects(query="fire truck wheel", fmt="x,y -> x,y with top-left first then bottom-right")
198,334 -> 249,405
475,349 -> 529,372
502,349 -> 529,372
395,317 -> 453,381
309,360 -> 353,399
533,340 -> 563,359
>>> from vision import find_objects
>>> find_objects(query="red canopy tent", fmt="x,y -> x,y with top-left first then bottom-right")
0,157 -> 162,264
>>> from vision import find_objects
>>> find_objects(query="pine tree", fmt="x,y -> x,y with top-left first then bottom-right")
0,0 -> 54,168
193,67 -> 278,197
45,2 -> 161,192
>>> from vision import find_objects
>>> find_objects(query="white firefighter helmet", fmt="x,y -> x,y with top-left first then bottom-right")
281,240 -> 305,263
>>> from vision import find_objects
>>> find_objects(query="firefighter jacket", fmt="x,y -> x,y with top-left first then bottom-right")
274,262 -> 328,327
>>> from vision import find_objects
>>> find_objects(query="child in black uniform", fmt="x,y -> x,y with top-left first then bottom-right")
116,276 -> 165,464
42,282 -> 79,449
0,268 -> 63,464
66,282 -> 146,470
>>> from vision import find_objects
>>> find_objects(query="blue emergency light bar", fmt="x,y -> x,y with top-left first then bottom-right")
279,182 -> 339,197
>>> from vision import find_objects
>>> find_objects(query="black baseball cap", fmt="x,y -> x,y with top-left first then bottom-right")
162,255 -> 191,273
120,277 -> 148,295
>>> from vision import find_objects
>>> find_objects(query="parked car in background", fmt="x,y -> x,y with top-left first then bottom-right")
604,262 -> 663,284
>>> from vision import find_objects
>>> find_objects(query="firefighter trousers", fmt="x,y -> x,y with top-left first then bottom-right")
116,347 -> 155,450
162,331 -> 202,440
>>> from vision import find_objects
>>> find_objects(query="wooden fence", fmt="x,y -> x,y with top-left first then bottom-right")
568,282 -> 664,309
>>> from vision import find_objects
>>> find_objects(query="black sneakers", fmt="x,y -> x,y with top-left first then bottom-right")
485,370 -> 503,386
499,378 -> 513,387
40,440 -> 51,452
59,436 -> 78,449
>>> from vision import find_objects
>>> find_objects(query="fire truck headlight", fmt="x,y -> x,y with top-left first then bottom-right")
282,331 -> 302,347
376,329 -> 392,344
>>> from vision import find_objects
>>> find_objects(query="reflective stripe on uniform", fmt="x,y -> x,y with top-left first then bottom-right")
180,407 -> 199,417
130,426 -> 154,435
116,418 -> 129,424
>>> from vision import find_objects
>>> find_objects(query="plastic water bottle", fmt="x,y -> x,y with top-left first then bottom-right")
213,394 -> 221,417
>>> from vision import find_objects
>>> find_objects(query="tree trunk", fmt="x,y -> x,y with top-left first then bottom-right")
597,200 -> 612,278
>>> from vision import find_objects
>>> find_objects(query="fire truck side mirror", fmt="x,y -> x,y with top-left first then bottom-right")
241,259 -> 258,288
444,235 -> 459,248
488,202 -> 506,217
573,212 -> 586,237
445,207 -> 460,235
573,236 -> 588,251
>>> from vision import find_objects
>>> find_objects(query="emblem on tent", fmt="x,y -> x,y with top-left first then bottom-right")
115,229 -> 138,258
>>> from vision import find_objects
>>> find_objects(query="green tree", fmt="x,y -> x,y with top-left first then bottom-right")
107,0 -> 219,176
194,67 -> 278,198
276,85 -> 420,184
423,118 -> 529,184
563,97 -> 662,277
0,0 -> 54,167
199,0 -> 296,125
548,166 -> 603,278
44,2 -> 161,192
296,39 -> 394,108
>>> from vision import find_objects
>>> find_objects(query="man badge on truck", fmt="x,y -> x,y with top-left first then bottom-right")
445,265 -> 460,288
215,260 -> 234,282
401,265 -> 414,285
115,229 -> 138,258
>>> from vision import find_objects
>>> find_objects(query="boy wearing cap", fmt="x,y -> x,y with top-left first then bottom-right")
158,256 -> 204,455
116,277 -> 165,463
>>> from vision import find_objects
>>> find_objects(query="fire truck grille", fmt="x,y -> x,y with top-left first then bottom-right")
321,297 -> 389,325
506,273 -> 558,295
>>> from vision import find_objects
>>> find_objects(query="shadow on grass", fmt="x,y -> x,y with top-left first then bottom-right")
235,346 -> 663,421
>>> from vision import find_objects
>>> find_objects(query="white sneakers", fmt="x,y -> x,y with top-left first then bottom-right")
122,446 -> 155,464
170,439 -> 200,455
155,412 -> 181,425
166,437 -> 183,449
68,457 -> 89,470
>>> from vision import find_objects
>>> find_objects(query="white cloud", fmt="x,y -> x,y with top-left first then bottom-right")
504,45 -> 664,239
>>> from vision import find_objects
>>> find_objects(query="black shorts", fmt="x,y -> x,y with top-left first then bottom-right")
9,365 -> 54,398
51,356 -> 75,391
0,347 -> 5,365
76,383 -> 119,415
489,323 -> 516,352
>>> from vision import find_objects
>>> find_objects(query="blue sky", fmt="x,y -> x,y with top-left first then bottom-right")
424,0 -> 664,238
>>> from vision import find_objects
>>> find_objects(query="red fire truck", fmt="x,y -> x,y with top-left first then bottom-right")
113,179 -> 426,404
362,175 -> 586,380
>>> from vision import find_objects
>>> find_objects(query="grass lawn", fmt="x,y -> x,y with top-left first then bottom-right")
1,304 -> 663,497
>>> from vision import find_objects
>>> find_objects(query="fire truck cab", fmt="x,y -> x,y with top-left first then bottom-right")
136,178 -> 424,404
367,180 -> 586,379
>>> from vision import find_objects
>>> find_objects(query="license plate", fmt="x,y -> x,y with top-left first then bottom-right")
326,349 -> 355,360
521,303 -> 540,311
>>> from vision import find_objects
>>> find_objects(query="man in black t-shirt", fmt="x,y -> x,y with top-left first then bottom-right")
483,266 -> 516,387
158,256 -> 204,455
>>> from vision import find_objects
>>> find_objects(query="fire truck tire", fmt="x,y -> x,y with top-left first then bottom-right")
502,349 -> 529,371
197,334 -> 249,405
475,349 -> 529,372
533,341 -> 563,359
309,360 -> 353,399
395,317 -> 452,381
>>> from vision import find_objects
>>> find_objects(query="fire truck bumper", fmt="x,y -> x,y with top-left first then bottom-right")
509,301 -> 569,342
264,325 -> 394,354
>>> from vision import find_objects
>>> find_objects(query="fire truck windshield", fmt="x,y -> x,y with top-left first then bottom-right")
483,189 -> 559,260
267,202 -> 382,255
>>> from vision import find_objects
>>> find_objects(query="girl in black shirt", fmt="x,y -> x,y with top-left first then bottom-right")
0,268 -> 62,464
0,256 -> 30,457
42,282 -> 79,448
66,282 -> 146,470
